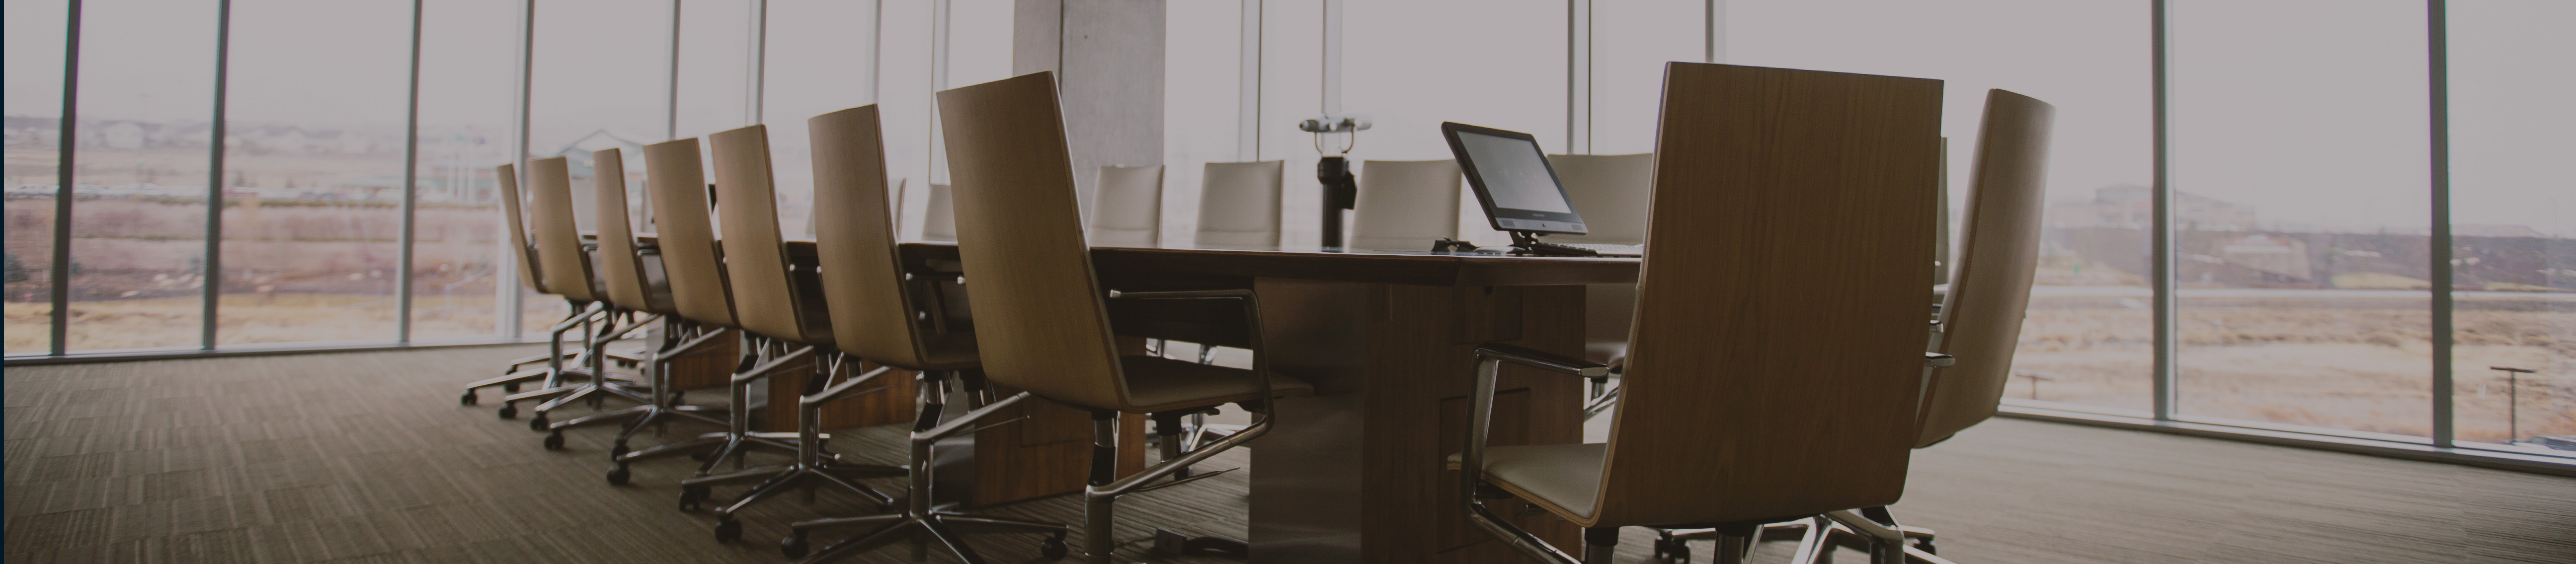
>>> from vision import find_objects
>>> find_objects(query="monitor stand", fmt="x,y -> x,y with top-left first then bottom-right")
1505,231 -> 1600,257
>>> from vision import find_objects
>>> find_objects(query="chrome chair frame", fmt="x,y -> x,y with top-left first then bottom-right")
687,350 -> 905,542
1078,288 -> 1279,564
781,370 -> 1071,564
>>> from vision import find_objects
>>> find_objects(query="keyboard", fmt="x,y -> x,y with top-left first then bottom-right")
1553,243 -> 1642,257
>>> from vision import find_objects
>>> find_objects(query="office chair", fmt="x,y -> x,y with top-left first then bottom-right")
1193,160 -> 1284,248
1721,88 -> 2051,564
1089,164 -> 1165,247
776,103 -> 1074,564
1455,63 -> 1944,564
680,124 -> 906,542
921,182 -> 958,242
508,156 -> 659,439
613,138 -> 805,480
564,147 -> 734,481
459,162 -> 610,416
937,71 -> 1313,564
1544,152 -> 1654,417
1346,159 -> 1461,251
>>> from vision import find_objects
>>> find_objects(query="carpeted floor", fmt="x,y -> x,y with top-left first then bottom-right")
5,345 -> 2572,564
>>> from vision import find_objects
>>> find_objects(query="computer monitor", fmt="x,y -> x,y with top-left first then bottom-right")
1441,122 -> 1588,235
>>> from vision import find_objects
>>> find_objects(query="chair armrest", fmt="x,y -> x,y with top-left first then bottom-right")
1474,343 -> 1610,378
1924,352 -> 1954,368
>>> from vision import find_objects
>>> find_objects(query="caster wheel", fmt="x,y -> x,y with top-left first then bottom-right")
1652,537 -> 1671,562
1040,535 -> 1069,560
679,485 -> 710,512
714,516 -> 742,543
529,414 -> 550,431
1670,544 -> 1690,564
502,381 -> 520,393
1916,539 -> 1936,555
781,533 -> 811,559
606,463 -> 631,486
497,404 -> 518,420
609,441 -> 630,459
460,392 -> 479,406
543,431 -> 565,451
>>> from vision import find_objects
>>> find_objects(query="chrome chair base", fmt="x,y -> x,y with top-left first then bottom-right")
786,373 -> 1071,564
1653,510 -> 1945,564
688,358 -> 907,543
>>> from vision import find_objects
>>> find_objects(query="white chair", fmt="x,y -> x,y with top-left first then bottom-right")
1347,159 -> 1461,251
1089,164 -> 1165,247
921,182 -> 957,242
1546,153 -> 1655,368
1193,160 -> 1284,247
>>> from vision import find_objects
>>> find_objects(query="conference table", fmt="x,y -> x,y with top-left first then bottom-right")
635,231 -> 1639,563
894,241 -> 1638,564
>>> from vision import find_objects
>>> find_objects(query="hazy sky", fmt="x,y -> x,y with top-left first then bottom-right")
6,0 -> 2566,235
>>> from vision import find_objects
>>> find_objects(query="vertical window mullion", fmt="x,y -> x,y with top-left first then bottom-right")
2426,0 -> 2454,448
2150,0 -> 2178,421
399,0 -> 423,344
202,0 -> 234,351
49,0 -> 83,357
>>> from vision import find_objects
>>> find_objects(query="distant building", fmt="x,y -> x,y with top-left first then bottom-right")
2047,184 -> 2258,231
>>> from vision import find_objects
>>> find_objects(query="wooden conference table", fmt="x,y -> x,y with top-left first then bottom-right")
644,233 -> 1639,563
898,241 -> 1637,564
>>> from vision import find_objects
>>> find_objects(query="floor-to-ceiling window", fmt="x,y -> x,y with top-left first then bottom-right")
61,0 -> 218,352
409,0 -> 522,342
2169,0 -> 2434,438
2,0 -> 70,354
522,0 -> 672,338
214,0 -> 411,346
2445,0 -> 2575,451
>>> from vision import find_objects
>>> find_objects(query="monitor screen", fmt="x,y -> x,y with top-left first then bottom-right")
1443,122 -> 1587,234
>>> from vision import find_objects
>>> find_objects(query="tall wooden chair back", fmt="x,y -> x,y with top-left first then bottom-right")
808,105 -> 951,368
1347,159 -> 1461,251
1089,164 -> 1165,247
1916,89 -> 2054,447
1597,63 -> 1943,527
641,138 -> 738,328
1194,160 -> 1284,247
525,157 -> 596,302
921,183 -> 957,242
708,124 -> 827,344
591,148 -> 664,313
494,163 -> 546,294
1544,153 -> 1654,245
934,71 -> 1130,410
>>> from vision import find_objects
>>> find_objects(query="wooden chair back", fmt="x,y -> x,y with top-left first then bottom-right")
807,105 -> 938,367
1917,89 -> 2054,447
1089,164 -> 1165,247
1544,153 -> 1654,245
1194,160 -> 1284,247
494,163 -> 545,294
935,71 -> 1129,410
922,182 -> 957,241
641,138 -> 738,327
525,157 -> 596,301
1348,159 -> 1460,251
591,148 -> 661,313
708,124 -> 826,344
1597,63 -> 1943,527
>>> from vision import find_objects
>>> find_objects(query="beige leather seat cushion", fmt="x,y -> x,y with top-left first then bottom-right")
1119,356 -> 1313,413
1450,443 -> 1607,521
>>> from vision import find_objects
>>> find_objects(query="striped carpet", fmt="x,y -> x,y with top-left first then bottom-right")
5,345 -> 2572,564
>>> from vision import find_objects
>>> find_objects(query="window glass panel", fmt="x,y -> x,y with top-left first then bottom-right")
675,0 -> 753,141
1731,0 -> 2156,414
216,0 -> 410,346
1342,0 -> 1563,249
764,0 -> 880,237
410,0 -> 521,342
2171,0 -> 2431,438
1257,0 -> 1322,246
1591,0 -> 1701,156
1164,0 -> 1247,245
4,0 -> 69,354
2447,0 -> 2575,454
64,0 -> 216,352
